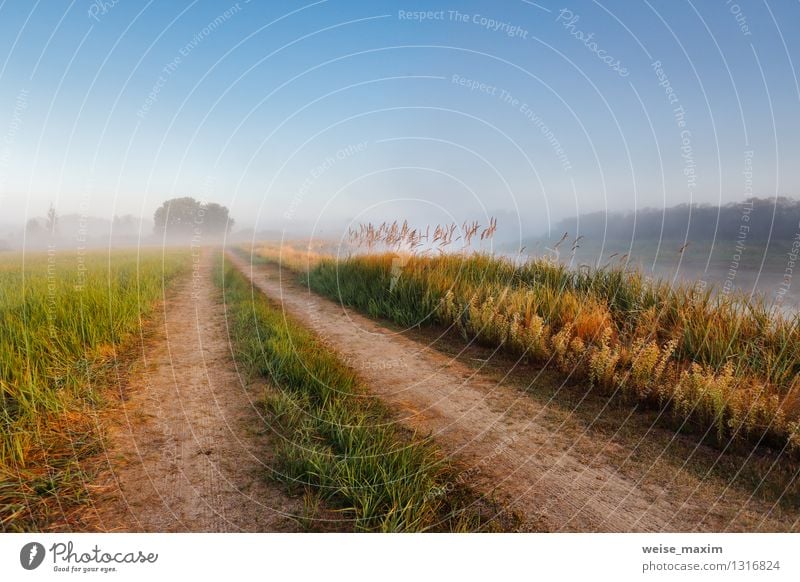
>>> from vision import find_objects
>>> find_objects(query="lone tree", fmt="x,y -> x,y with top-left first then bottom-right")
45,203 -> 58,235
153,197 -> 233,238
25,217 -> 43,236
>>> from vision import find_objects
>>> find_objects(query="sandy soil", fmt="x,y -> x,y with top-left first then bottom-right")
92,250 -> 301,532
227,252 -> 800,533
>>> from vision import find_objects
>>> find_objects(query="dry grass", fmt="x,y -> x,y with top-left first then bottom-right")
246,240 -> 331,273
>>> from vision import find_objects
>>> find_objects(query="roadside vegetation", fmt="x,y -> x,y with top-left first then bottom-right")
248,240 -> 334,274
0,249 -> 188,531
245,221 -> 800,456
217,254 -> 499,532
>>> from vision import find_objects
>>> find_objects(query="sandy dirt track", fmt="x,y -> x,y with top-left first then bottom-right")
227,251 -> 799,533
93,251 -> 301,532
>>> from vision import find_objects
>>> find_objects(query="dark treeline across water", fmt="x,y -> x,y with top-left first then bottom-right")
548,197 -> 800,243
512,197 -> 800,312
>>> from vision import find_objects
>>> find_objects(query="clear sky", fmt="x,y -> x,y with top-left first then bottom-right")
0,0 -> 798,239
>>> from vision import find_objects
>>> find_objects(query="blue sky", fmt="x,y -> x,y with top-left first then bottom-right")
0,0 -> 798,238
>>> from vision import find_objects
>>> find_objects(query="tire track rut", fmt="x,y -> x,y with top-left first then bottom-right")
95,250 -> 301,532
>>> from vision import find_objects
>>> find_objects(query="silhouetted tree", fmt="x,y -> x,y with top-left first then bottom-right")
45,203 -> 58,235
26,217 -> 43,236
153,197 -> 233,238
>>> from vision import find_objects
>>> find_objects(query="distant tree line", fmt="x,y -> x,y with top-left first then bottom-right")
16,197 -> 233,248
552,197 -> 800,242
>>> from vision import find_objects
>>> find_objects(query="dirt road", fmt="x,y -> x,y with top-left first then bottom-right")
93,251 -> 301,532
227,252 -> 799,532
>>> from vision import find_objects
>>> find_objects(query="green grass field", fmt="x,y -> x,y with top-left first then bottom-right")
0,249 -> 188,531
